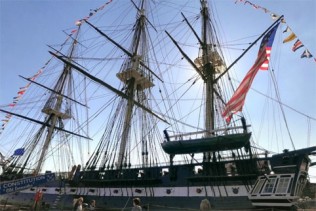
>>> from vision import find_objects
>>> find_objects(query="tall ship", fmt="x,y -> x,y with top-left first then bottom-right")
0,0 -> 315,210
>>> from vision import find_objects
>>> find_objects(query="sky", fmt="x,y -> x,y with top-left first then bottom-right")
0,0 -> 315,180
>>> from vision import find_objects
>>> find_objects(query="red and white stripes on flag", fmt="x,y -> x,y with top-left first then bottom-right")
259,46 -> 272,70
222,23 -> 280,124
221,51 -> 267,123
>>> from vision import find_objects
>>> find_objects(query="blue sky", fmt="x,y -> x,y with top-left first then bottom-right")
0,1 -> 315,103
0,0 -> 315,180
1,0 -> 314,109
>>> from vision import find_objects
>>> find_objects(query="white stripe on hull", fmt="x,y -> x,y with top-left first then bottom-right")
252,202 -> 295,207
20,185 -> 249,197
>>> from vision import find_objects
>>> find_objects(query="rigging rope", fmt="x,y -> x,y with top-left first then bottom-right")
230,78 -> 316,121
270,69 -> 295,150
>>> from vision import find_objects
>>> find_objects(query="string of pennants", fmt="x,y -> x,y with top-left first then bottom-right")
0,0 -> 114,135
0,32 -> 75,135
71,0 -> 113,35
0,69 -> 44,135
235,0 -> 315,62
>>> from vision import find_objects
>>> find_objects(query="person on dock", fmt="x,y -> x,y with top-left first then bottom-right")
131,198 -> 142,211
32,189 -> 43,211
200,198 -> 211,211
73,197 -> 83,211
88,199 -> 96,210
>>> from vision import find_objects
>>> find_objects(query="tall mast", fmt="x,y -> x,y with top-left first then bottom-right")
167,0 -> 225,140
201,0 -> 215,137
116,0 -> 153,168
194,0 -> 226,135
34,28 -> 80,175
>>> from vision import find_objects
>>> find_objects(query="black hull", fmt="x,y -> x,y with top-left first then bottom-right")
0,160 -> 259,210
1,147 -> 315,210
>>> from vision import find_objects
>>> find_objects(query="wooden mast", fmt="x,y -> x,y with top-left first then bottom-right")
166,0 -> 226,143
33,27 -> 81,175
195,0 -> 226,161
201,0 -> 214,138
116,0 -> 154,168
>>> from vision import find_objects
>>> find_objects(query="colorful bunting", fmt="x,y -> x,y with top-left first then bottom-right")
283,26 -> 290,33
283,32 -> 296,43
0,69 -> 43,134
292,40 -> 304,52
235,0 -> 287,24
283,26 -> 315,61
301,50 -> 313,58
73,0 -> 113,28
271,13 -> 279,20
1,0 -> 115,135
235,0 -> 315,62
243,0 -> 269,12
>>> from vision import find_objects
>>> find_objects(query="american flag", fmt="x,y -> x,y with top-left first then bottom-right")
222,23 -> 279,124
258,23 -> 279,70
